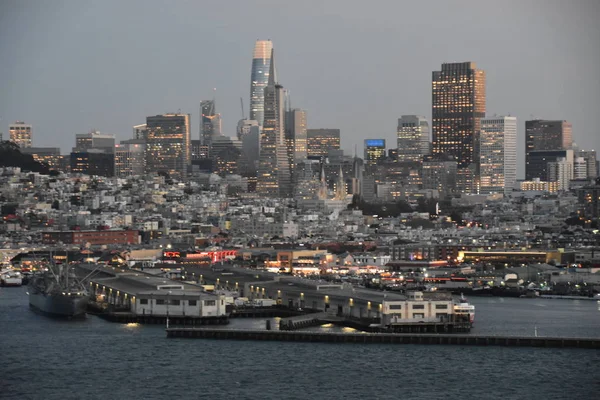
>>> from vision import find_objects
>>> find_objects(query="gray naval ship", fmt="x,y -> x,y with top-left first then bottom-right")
29,263 -> 89,318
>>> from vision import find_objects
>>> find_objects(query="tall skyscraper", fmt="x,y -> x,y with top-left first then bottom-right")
397,115 -> 430,163
525,120 -> 573,180
250,39 -> 273,126
237,119 -> 260,172
432,62 -> 486,193
144,113 -> 191,180
306,129 -> 341,158
479,116 -> 517,194
9,121 -> 32,148
256,49 -> 291,197
285,108 -> 308,163
364,139 -> 386,168
285,108 -> 307,183
200,99 -> 222,151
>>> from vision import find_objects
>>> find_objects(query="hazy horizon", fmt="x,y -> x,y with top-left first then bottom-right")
1,0 -> 599,178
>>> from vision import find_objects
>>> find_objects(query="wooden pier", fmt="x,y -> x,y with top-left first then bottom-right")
165,328 -> 600,349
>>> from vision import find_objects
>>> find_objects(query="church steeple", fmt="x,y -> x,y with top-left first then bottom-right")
335,165 -> 346,200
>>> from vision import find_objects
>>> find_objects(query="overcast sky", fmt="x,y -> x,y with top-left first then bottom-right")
1,0 -> 599,177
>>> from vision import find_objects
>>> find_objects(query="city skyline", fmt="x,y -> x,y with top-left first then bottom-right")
1,1 -> 599,178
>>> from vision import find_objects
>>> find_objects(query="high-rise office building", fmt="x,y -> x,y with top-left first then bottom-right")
256,49 -> 291,197
575,149 -> 597,179
285,108 -> 308,163
527,149 -> 574,182
200,100 -> 222,149
211,136 -> 244,176
422,155 -> 458,197
144,114 -> 191,180
21,147 -> 62,170
9,121 -> 32,148
548,157 -> 573,191
237,119 -> 260,172
479,116 -> 517,194
525,120 -> 572,180
250,39 -> 273,126
70,150 -> 115,177
74,130 -> 115,153
432,62 -> 486,193
115,140 -> 145,177
574,157 -> 588,180
306,129 -> 341,158
133,124 -> 147,140
364,139 -> 386,168
397,115 -> 430,163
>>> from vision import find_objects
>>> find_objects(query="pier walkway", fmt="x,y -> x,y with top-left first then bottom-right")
279,312 -> 344,330
165,328 -> 600,349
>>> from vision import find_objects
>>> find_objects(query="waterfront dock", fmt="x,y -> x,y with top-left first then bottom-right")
165,328 -> 600,349
95,311 -> 229,325
279,311 -> 344,330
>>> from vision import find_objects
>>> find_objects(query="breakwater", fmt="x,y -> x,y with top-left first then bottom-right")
166,328 -> 600,349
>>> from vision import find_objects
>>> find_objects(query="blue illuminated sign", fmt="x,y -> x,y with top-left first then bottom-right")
365,139 -> 385,147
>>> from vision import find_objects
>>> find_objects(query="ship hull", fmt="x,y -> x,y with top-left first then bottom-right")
29,292 -> 88,318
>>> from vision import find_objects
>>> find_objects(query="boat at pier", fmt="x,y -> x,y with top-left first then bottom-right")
28,262 -> 89,318
454,294 -> 475,325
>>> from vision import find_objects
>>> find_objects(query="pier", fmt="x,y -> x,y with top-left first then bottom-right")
95,312 -> 229,325
279,312 -> 344,330
165,328 -> 600,349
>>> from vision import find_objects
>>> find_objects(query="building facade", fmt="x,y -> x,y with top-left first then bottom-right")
21,147 -> 62,170
285,108 -> 308,164
397,115 -> 430,163
237,119 -> 260,172
307,129 -> 341,158
42,229 -> 140,245
256,50 -> 291,197
249,39 -> 273,126
432,62 -> 486,193
547,157 -> 573,191
575,149 -> 598,179
421,155 -> 458,197
479,116 -> 517,194
200,99 -> 222,150
9,121 -> 32,148
526,149 -> 573,182
525,120 -> 572,180
115,140 -> 145,177
144,114 -> 191,180
364,139 -> 386,168
74,130 -> 115,153
70,151 -> 115,177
